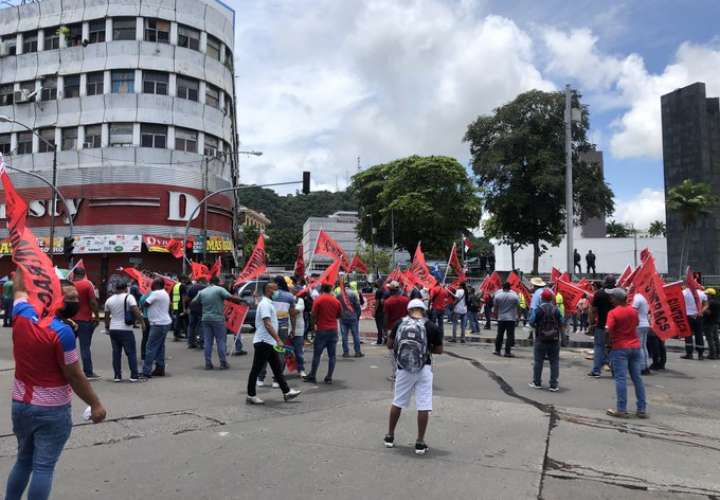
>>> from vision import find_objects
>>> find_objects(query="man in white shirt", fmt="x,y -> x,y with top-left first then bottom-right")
245,282 -> 301,405
449,283 -> 468,343
632,293 -> 651,373
104,281 -> 143,382
681,285 -> 708,360
141,278 -> 173,379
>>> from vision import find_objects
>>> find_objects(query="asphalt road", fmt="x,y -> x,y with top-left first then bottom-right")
0,322 -> 718,499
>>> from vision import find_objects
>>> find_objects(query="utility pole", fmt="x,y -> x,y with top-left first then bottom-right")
202,156 -> 208,262
48,145 -> 58,256
564,84 -> 574,278
632,224 -> 638,267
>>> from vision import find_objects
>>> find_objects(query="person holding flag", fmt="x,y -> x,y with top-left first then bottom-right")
681,273 -> 708,360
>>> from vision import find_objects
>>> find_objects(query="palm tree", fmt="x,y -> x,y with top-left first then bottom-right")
647,220 -> 666,237
666,179 -> 719,277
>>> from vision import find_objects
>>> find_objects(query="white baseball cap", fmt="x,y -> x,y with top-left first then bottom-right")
407,299 -> 427,311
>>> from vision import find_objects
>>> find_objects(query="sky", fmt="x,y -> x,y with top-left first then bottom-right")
227,0 -> 720,230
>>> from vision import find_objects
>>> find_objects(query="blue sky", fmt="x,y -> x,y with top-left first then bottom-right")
226,0 -> 720,229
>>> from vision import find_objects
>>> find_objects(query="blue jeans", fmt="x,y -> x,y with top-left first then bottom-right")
6,402 -> 72,500
142,324 -> 170,375
452,312 -> 467,339
591,327 -> 608,375
291,335 -> 305,372
533,341 -> 560,388
76,320 -> 96,376
109,329 -> 139,379
309,329 -> 338,380
233,332 -> 244,354
202,320 -> 227,364
468,311 -> 480,333
188,312 -> 202,347
3,297 -> 12,327
609,348 -> 647,413
340,318 -> 361,355
637,327 -> 650,370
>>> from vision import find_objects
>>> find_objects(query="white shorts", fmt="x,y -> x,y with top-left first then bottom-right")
392,365 -> 433,411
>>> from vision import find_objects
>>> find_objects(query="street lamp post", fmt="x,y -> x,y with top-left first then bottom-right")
365,213 -> 375,279
0,115 -> 59,255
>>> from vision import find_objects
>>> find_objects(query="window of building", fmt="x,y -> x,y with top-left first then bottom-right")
174,127 -> 197,153
2,35 -> 17,56
206,35 -> 221,61
16,132 -> 32,154
84,125 -> 102,148
223,92 -> 232,115
38,128 -> 55,152
224,46 -> 233,70
111,70 -> 135,94
142,71 -> 168,95
176,76 -> 198,101
44,28 -> 60,50
63,75 -> 80,98
0,134 -> 10,155
204,134 -> 219,157
66,23 -> 83,47
0,84 -> 13,106
112,17 -> 136,41
205,83 -> 220,109
18,81 -> 36,101
177,25 -> 200,50
22,31 -> 38,53
61,127 -> 77,151
86,71 -> 104,96
144,18 -> 169,43
110,123 -> 133,147
88,20 -> 106,43
140,124 -> 166,148
41,77 -> 57,101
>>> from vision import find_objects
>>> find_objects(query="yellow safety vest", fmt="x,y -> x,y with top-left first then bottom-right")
172,282 -> 182,311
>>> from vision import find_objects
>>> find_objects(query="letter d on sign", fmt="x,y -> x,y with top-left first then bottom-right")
168,191 -> 200,222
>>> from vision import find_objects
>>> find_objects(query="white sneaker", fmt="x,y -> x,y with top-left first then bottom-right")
256,379 -> 265,387
113,377 -> 121,383
246,396 -> 264,405
300,370 -> 307,378
528,382 -> 542,389
272,382 -> 280,388
283,389 -> 302,401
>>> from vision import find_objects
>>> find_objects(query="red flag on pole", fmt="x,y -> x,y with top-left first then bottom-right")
293,244 -> 305,278
318,259 -> 341,287
190,262 -> 211,282
663,281 -> 692,338
551,267 -> 561,283
480,271 -> 502,295
617,265 -> 632,287
0,156 -> 62,327
122,267 -> 153,295
234,234 -> 267,287
385,266 -> 402,286
556,279 -> 593,313
447,243 -> 465,287
408,243 -> 436,288
632,255 -> 677,340
209,256 -> 221,278
349,254 -> 368,274
506,271 -> 531,305
314,230 -> 350,271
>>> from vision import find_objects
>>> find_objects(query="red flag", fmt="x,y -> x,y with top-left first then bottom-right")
640,248 -> 650,263
165,239 -> 185,259
685,266 -> 702,314
191,261 -> 211,281
632,255 -> 677,340
314,230 -> 350,271
576,278 -> 593,293
349,254 -> 368,274
293,244 -> 305,278
463,237 -> 472,254
408,243 -> 436,288
506,271 -> 531,305
234,234 -> 267,287
224,301 -> 249,334
556,279 -> 592,313
0,159 -> 62,327
447,243 -> 465,286
551,267 -> 561,283
479,271 -> 502,295
159,275 -> 176,294
617,265 -> 632,287
663,281 -> 692,339
318,259 -> 341,287
123,267 -> 153,295
384,266 -> 402,286
209,256 -> 221,278
400,270 -> 417,290
559,272 -> 570,282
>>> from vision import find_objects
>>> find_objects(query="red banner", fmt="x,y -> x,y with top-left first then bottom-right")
234,234 -> 267,287
293,244 -> 305,277
663,281 -> 691,339
350,254 -> 368,274
224,301 -> 249,334
399,270 -> 417,290
0,161 -> 62,327
559,272 -> 570,282
360,292 -> 376,319
632,255 -> 676,340
506,271 -> 531,306
556,279 -> 592,314
191,261 -> 211,281
209,256 -> 221,278
314,230 -> 350,271
408,243 -> 436,288
158,275 -> 176,294
385,266 -> 402,285
143,234 -> 186,258
319,259 -> 341,286
551,267 -> 561,283
447,243 -> 465,287
617,265 -> 632,287
123,267 -> 153,295
480,271 -> 502,295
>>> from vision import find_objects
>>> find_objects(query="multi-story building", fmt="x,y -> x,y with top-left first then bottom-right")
303,211 -> 360,270
0,0 -> 239,281
661,82 -> 720,277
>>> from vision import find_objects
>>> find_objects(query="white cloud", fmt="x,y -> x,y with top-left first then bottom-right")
612,188 -> 666,230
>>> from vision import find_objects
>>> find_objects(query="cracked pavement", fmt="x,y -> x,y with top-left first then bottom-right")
0,324 -> 718,499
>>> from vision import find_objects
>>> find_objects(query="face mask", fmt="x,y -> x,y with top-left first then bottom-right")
58,301 -> 80,319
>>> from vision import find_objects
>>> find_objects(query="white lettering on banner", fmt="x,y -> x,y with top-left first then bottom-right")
168,191 -> 200,222
0,198 -> 83,221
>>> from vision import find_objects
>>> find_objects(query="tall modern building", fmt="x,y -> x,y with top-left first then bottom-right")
0,0 -> 239,280
661,82 -> 720,277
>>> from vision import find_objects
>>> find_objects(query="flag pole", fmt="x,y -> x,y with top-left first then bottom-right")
307,227 -> 323,275
443,243 -> 456,286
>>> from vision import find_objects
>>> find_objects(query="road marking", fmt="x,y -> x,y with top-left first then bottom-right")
369,365 -> 378,369
219,432 -> 229,437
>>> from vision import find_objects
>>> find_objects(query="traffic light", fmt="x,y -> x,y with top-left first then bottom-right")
63,236 -> 74,260
302,171 -> 311,195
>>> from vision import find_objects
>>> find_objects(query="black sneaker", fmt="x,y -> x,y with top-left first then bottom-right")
354,352 -> 365,358
493,351 -> 501,357
448,338 -> 457,343
459,339 -> 466,344
504,353 -> 515,358
205,362 -> 214,370
323,378 -> 333,385
587,372 -> 601,378
219,361 -> 230,370
415,442 -> 428,455
86,373 -> 101,380
680,354 -> 693,360
384,434 -> 394,448
303,375 -> 317,383
138,374 -> 151,381
342,353 -> 351,358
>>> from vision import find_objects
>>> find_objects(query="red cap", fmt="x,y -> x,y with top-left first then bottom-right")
541,289 -> 554,301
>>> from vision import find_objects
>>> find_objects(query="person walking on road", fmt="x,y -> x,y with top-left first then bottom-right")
450,282 -> 468,343
192,276 -> 244,370
257,276 -> 298,386
606,288 -> 647,419
104,281 -> 144,382
384,299 -> 443,455
493,282 -> 519,357
384,281 -> 410,337
681,283 -> 707,360
185,277 -> 207,349
170,276 -> 188,341
529,289 -> 563,391
140,278 -> 173,379
587,277 -> 615,378
702,288 -> 720,359
428,283 -> 450,332
304,284 -> 341,384
72,268 -> 101,380
337,280 -> 363,358
6,272 -> 107,500
632,292 -> 651,375
246,282 -> 302,405
374,281 -> 387,345
585,250 -> 597,277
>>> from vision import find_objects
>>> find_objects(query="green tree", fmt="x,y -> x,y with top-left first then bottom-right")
464,90 -> 614,273
350,155 -> 482,256
606,220 -> 631,238
355,246 -> 393,275
647,220 -> 666,237
667,179 -> 719,277
238,224 -> 260,265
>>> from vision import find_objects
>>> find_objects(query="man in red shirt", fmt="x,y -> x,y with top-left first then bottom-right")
428,284 -> 450,332
605,288 -> 647,419
71,268 -> 101,379
304,284 -> 342,384
384,281 -> 410,335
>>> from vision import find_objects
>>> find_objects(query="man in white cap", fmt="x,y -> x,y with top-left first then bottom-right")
384,299 -> 443,455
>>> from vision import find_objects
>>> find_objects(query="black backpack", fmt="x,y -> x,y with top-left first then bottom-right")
537,303 -> 560,343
